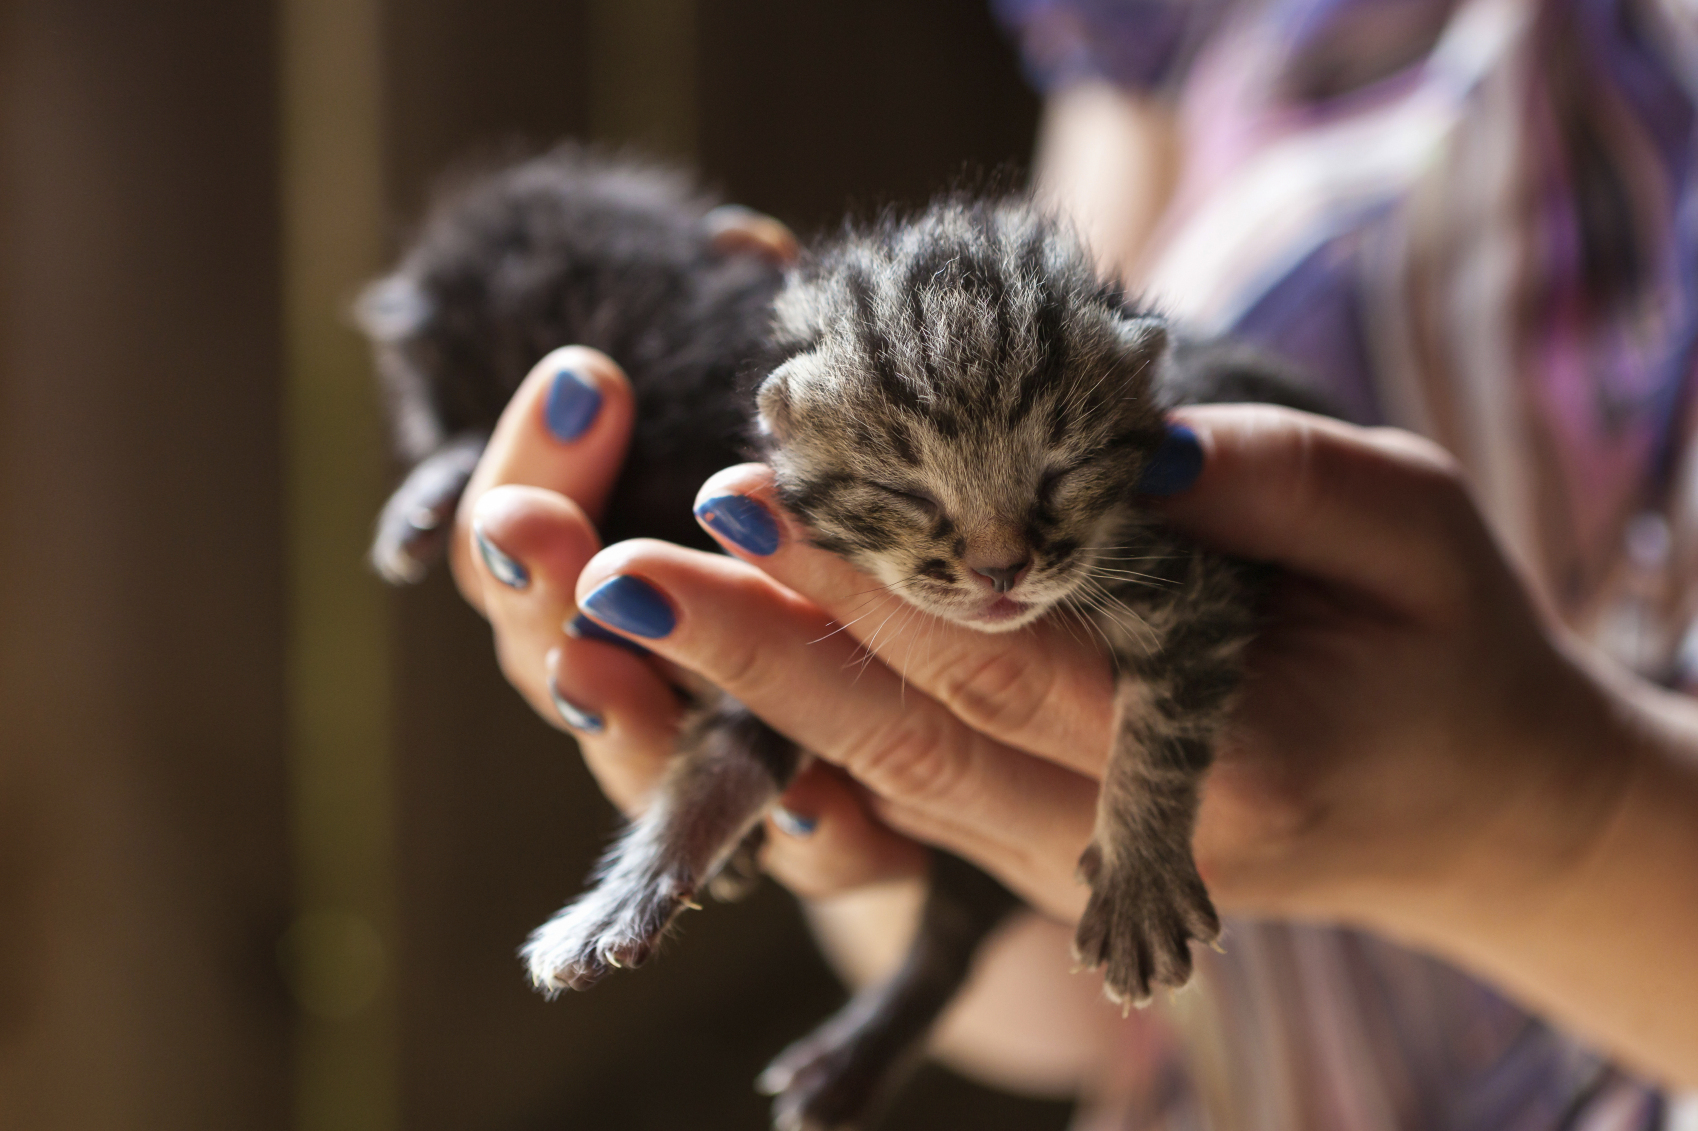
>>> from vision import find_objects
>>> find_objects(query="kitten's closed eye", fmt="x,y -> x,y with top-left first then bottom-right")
1039,464 -> 1084,505
872,483 -> 941,520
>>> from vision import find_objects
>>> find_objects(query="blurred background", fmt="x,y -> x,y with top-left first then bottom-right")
0,1 -> 1055,1129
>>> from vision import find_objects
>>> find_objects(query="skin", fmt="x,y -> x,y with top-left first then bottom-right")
449,109 -> 1698,1093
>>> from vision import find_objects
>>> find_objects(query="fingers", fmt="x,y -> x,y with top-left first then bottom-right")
466,485 -> 683,813
451,346 -> 636,613
761,761 -> 930,900
1155,405 -> 1501,619
571,538 -> 1101,916
693,466 -> 1117,777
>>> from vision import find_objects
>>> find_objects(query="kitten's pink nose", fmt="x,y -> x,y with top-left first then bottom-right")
971,557 -> 1030,595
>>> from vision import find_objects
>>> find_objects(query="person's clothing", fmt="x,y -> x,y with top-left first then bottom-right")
996,0 -> 1698,1127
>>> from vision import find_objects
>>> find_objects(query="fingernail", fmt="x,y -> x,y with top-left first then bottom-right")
566,612 -> 651,656
472,521 -> 529,589
544,368 -> 603,441
771,807 -> 816,838
695,494 -> 779,556
548,682 -> 604,734
580,575 -> 676,639
1136,423 -> 1204,495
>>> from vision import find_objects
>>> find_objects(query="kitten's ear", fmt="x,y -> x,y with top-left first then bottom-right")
755,370 -> 795,442
1110,313 -> 1169,361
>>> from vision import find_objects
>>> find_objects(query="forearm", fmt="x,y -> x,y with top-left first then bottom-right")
1032,82 -> 1180,286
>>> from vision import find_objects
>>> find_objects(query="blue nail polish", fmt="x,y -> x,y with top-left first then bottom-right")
580,575 -> 676,639
695,494 -> 780,556
771,807 -> 817,837
548,682 -> 604,734
1136,423 -> 1204,496
544,368 -> 603,441
566,612 -> 652,656
473,522 -> 530,589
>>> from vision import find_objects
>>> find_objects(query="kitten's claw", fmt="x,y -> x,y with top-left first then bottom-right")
521,869 -> 697,995
1072,839 -> 1219,1005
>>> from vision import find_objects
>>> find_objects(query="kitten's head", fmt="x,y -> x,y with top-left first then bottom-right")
756,199 -> 1170,632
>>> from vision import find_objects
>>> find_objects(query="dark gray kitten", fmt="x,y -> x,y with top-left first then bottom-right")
363,147 -> 1325,1131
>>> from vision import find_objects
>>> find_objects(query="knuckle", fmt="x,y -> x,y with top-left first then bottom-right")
842,714 -> 971,809
929,648 -> 1054,742
698,620 -> 770,695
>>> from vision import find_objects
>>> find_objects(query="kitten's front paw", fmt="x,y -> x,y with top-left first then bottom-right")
1072,841 -> 1219,1007
521,868 -> 699,996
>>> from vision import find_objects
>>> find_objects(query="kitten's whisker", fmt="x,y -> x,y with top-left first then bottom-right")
1060,593 -> 1115,657
1077,577 -> 1159,653
850,596 -> 913,683
894,601 -> 928,702
1052,599 -> 1093,652
1087,566 -> 1176,588
809,572 -> 924,647
810,593 -> 898,645
1092,551 -> 1184,564
1059,594 -> 1113,665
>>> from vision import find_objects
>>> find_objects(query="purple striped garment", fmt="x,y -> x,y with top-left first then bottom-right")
997,0 -> 1698,1127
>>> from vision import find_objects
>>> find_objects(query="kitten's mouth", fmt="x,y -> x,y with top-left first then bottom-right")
971,596 -> 1029,625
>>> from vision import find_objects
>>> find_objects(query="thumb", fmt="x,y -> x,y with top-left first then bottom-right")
1155,405 -> 1493,617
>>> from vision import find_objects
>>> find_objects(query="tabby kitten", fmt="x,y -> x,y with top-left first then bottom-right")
363,148 -> 1316,1131
755,200 -> 1260,999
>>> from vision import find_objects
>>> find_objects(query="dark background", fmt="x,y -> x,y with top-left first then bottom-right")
0,2 -> 1052,1129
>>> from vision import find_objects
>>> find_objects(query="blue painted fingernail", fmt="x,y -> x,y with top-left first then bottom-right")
771,807 -> 816,837
544,368 -> 603,441
1136,423 -> 1204,495
695,494 -> 780,556
548,682 -> 604,734
566,612 -> 651,656
580,575 -> 676,639
472,521 -> 529,589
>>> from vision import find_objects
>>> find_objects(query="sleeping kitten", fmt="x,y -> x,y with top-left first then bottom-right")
362,147 -> 1325,1131
755,200 -> 1269,999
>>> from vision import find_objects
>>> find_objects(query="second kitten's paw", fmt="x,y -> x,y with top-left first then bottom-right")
521,869 -> 699,996
757,1016 -> 893,1131
1072,841 -> 1219,1008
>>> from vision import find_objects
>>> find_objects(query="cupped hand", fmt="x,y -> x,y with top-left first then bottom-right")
563,406 -> 1625,942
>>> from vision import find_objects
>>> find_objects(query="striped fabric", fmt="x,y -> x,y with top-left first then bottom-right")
996,0 -> 1698,1127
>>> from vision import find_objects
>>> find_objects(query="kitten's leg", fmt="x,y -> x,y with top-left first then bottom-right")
707,824 -> 769,903
370,431 -> 487,585
524,695 -> 802,994
1074,558 -> 1258,1006
759,853 -> 1017,1131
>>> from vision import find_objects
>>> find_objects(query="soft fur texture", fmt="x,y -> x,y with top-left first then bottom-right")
362,147 -> 1320,1131
755,200 -> 1265,997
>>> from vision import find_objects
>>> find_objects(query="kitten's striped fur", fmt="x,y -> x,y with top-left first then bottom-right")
756,200 -> 1262,998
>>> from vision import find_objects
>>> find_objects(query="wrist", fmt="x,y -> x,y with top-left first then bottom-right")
1377,634 -> 1634,942
1372,642 -> 1698,1086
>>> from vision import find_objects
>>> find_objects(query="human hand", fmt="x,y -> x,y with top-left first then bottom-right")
449,210 -> 931,899
562,406 -> 1626,942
